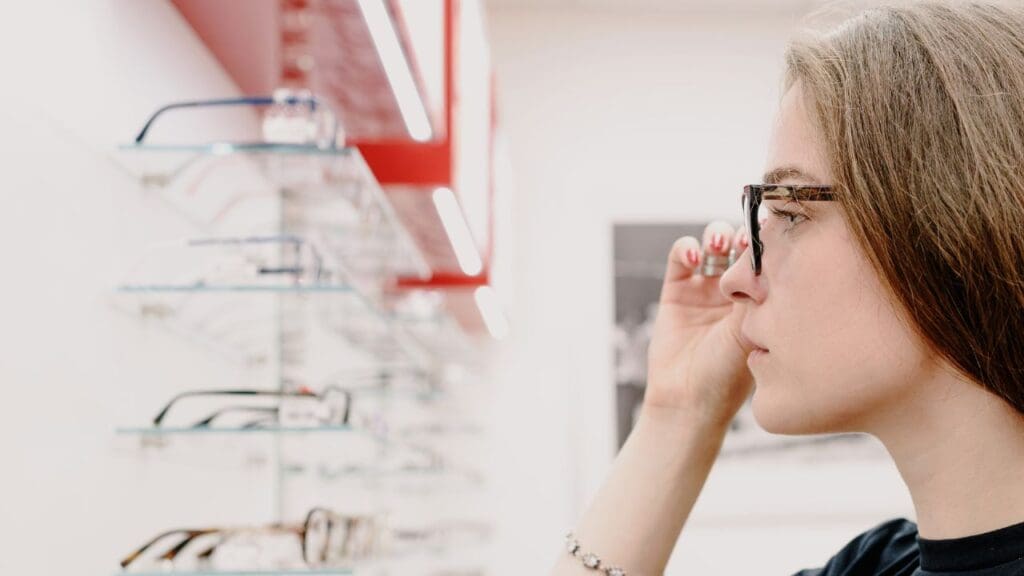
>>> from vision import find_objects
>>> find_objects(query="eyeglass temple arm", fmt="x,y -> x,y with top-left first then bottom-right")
153,389 -> 313,427
133,94 -> 332,145
123,523 -> 308,569
120,528 -> 216,568
191,534 -> 227,563
159,530 -> 227,564
192,405 -> 280,428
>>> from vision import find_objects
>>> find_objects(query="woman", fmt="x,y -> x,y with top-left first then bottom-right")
553,3 -> 1024,575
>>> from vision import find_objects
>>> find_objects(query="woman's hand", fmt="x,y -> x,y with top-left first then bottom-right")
549,222 -> 757,576
643,221 -> 756,429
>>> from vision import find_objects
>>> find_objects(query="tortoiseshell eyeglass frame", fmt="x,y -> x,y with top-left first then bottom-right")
742,184 -> 836,275
118,507 -> 352,569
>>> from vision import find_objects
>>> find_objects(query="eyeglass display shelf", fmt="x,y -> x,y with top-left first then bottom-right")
115,141 -> 431,281
115,561 -> 483,575
119,141 -> 360,156
113,423 -> 468,442
114,425 -> 357,436
115,283 -> 359,294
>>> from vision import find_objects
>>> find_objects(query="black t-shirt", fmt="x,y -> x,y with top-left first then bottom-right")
792,517 -> 1024,575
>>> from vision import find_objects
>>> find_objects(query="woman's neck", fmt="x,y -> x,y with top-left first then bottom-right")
873,367 -> 1024,540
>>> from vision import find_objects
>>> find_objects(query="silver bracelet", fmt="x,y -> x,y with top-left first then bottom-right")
565,532 -> 627,576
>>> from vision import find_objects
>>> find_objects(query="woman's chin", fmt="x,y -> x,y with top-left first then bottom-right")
750,386 -> 836,436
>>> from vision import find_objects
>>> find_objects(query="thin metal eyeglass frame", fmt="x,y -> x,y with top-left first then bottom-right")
133,94 -> 340,149
185,233 -> 329,284
742,184 -> 835,275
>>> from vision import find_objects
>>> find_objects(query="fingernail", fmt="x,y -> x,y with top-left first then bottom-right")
738,234 -> 749,249
686,248 -> 700,266
711,233 -> 725,252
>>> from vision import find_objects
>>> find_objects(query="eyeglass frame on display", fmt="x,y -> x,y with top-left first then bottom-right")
152,386 -> 353,430
742,184 -> 836,275
123,233 -> 334,291
121,508 -> 487,569
133,93 -> 341,150
185,233 -> 331,286
118,507 -> 366,570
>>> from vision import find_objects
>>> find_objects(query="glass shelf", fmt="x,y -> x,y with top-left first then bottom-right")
115,425 -> 357,436
119,142 -> 358,156
115,570 -> 352,576
116,284 -> 357,294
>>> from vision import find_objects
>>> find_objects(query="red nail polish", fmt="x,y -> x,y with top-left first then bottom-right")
739,234 -> 749,248
686,249 -> 699,266
711,234 -> 725,251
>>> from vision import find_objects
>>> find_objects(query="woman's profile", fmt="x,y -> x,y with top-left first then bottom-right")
553,2 -> 1024,575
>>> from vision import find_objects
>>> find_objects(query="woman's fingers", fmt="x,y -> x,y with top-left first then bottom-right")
664,236 -> 703,285
663,221 -> 744,292
733,227 -> 750,253
702,220 -> 737,259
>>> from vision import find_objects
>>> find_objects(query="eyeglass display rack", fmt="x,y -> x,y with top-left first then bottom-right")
113,567 -> 469,576
111,126 -> 491,574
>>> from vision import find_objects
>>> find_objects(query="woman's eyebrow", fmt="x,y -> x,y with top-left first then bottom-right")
762,166 -> 823,185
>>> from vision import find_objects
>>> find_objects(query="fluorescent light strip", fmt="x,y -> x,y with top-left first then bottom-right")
433,187 -> 483,276
474,286 -> 509,340
358,0 -> 433,142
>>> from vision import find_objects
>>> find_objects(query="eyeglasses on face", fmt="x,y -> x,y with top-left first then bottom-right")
741,184 -> 836,275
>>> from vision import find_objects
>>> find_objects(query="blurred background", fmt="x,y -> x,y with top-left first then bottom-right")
0,1 -> 913,575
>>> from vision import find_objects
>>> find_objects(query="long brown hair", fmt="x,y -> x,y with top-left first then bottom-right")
785,1 -> 1024,415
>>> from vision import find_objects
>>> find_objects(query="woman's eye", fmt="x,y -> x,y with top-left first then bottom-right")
768,207 -> 807,227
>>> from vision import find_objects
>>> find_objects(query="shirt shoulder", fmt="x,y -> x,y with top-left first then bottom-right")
792,518 -> 920,576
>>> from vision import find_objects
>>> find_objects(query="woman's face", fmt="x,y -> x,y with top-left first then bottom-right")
719,82 -> 935,436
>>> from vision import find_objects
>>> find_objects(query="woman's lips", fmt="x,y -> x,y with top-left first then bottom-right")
740,332 -> 769,353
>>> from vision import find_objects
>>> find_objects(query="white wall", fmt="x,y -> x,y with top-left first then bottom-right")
484,5 -> 915,575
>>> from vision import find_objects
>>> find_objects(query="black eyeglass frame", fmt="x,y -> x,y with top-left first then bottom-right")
742,184 -> 836,275
152,387 -> 353,429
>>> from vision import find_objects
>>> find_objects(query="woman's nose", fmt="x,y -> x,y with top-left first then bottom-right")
719,233 -> 764,303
